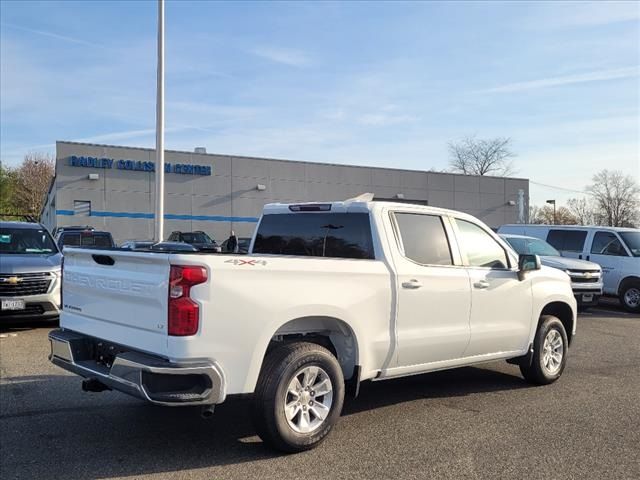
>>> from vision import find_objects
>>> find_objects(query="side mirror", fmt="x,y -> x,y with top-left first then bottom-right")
518,254 -> 541,281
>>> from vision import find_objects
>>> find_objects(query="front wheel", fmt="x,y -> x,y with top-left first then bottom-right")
619,281 -> 640,313
252,342 -> 345,453
520,315 -> 568,385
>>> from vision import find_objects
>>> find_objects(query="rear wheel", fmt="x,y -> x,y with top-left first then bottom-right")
619,281 -> 640,313
520,315 -> 568,385
252,342 -> 345,453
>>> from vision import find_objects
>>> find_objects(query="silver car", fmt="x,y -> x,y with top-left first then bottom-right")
500,233 -> 603,308
0,221 -> 62,322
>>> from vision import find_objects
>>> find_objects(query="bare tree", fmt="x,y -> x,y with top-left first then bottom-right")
448,136 -> 516,176
529,204 -> 577,225
13,153 -> 55,218
587,170 -> 640,227
567,197 -> 600,225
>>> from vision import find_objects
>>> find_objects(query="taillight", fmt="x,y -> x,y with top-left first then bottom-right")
168,265 -> 207,336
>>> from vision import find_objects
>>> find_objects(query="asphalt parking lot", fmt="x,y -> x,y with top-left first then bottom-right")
1,304 -> 639,480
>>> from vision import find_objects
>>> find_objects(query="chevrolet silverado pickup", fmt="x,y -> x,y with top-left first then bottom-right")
49,197 -> 577,452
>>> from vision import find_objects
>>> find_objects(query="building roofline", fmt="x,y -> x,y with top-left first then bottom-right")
55,140 -> 530,182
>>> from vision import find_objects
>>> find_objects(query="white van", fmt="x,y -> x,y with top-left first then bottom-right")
498,225 -> 640,313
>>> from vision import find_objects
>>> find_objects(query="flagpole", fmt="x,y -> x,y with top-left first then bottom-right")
154,0 -> 165,241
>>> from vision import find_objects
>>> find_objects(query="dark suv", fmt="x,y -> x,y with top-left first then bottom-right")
55,226 -> 115,250
167,231 -> 221,252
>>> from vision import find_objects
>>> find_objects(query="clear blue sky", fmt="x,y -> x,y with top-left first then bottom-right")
1,0 -> 638,206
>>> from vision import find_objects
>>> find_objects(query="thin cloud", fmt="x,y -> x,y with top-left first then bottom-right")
1,22 -> 101,47
251,46 -> 312,67
479,66 -> 639,94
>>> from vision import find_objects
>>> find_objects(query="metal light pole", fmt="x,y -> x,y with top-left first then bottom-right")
546,199 -> 556,225
154,0 -> 165,241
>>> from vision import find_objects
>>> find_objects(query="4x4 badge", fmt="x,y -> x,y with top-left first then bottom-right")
224,259 -> 267,266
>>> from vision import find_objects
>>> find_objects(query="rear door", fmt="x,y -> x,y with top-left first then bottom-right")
61,249 -> 171,355
453,218 -> 532,356
391,211 -> 471,366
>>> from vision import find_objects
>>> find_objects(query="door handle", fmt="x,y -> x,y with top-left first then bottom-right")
473,280 -> 490,289
402,279 -> 422,289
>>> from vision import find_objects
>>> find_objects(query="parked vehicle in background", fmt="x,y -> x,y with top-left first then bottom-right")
55,226 -> 115,250
50,197 -> 576,452
120,240 -> 198,252
167,231 -> 221,252
1,221 -> 61,322
498,225 -> 640,312
500,234 -> 603,308
220,236 -> 251,253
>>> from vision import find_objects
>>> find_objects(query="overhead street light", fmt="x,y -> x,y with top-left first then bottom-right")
546,199 -> 556,225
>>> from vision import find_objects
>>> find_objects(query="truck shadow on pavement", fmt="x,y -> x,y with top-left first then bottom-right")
0,365 -> 530,479
344,366 -> 531,416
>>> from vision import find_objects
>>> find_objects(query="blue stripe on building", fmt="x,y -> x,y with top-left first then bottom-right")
56,209 -> 259,223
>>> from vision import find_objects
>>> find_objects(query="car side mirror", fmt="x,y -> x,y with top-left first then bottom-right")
518,254 -> 541,281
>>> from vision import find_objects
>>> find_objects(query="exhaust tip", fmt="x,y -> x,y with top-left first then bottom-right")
201,405 -> 215,418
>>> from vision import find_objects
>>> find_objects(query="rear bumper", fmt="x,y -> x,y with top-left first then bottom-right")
48,329 -> 225,406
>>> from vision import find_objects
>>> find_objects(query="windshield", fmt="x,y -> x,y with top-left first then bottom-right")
182,232 -> 215,244
526,237 -> 561,256
506,237 -> 560,257
620,232 -> 640,257
0,227 -> 58,254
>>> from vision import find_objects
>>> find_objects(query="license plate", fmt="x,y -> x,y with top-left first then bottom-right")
1,299 -> 25,311
582,294 -> 594,302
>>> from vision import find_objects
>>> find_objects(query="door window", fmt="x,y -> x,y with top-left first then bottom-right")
454,219 -> 509,269
393,213 -> 453,265
546,230 -> 587,253
591,232 -> 627,256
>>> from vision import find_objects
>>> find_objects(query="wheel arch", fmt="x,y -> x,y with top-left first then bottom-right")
618,275 -> 640,292
269,316 -> 359,380
244,315 -> 361,393
539,301 -> 575,345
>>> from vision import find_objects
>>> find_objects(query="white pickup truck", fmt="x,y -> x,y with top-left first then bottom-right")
49,197 -> 577,452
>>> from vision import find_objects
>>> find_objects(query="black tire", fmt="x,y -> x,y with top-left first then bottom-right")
619,281 -> 640,313
252,342 -> 345,453
520,315 -> 569,385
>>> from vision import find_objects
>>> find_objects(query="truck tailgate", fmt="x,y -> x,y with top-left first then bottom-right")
61,249 -> 170,356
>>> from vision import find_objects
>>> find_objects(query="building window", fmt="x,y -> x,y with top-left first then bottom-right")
74,200 -> 91,216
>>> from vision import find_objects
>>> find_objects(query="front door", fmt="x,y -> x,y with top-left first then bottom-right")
453,218 -> 533,356
392,212 -> 472,367
588,231 -> 628,294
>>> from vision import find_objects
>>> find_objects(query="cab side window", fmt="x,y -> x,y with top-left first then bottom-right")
393,213 -> 453,265
454,219 -> 509,269
591,231 -> 627,256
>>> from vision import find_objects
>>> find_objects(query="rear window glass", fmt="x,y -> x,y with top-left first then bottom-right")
253,213 -> 374,259
393,213 -> 452,265
60,233 -> 80,246
60,233 -> 113,247
546,230 -> 587,252
85,234 -> 113,247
